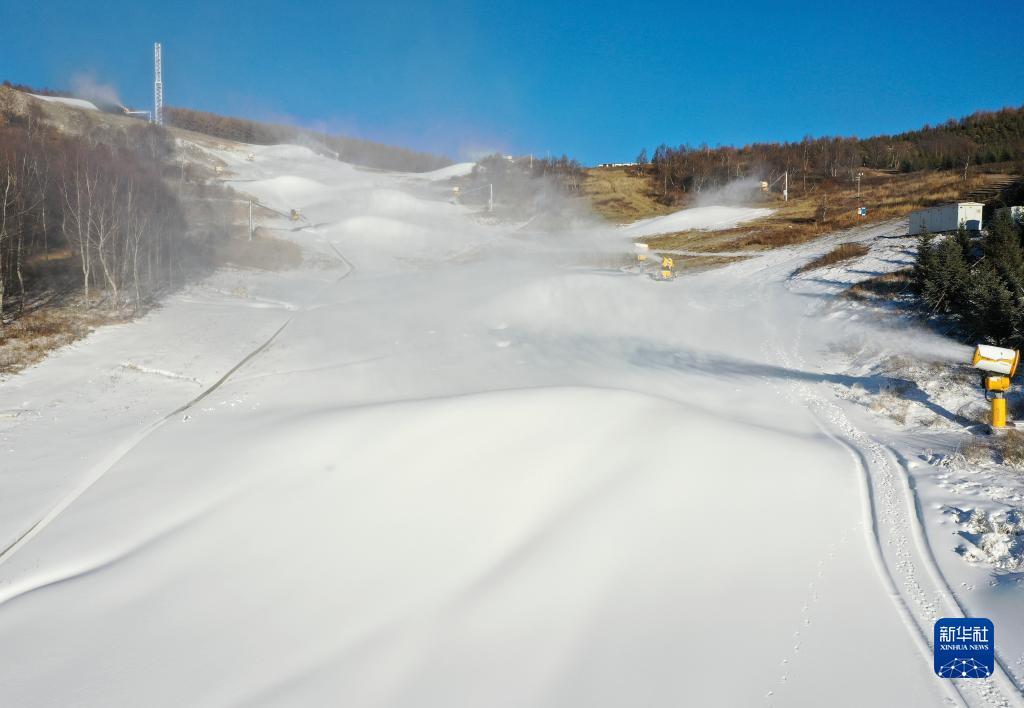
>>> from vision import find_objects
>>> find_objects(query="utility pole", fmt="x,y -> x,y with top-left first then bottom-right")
153,42 -> 164,126
856,171 -> 864,197
783,170 -> 788,202
488,184 -> 494,212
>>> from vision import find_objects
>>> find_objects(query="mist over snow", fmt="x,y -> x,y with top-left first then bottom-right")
69,71 -> 122,107
0,139 -> 1019,708
692,176 -> 765,207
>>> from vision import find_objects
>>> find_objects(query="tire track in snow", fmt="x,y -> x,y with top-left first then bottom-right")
0,317 -> 293,570
762,338 -> 967,707
0,237 -> 355,573
769,305 -> 1019,708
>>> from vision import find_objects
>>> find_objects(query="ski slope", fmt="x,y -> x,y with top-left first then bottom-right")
621,204 -> 773,237
410,161 -> 476,180
29,94 -> 99,111
0,144 -> 1020,707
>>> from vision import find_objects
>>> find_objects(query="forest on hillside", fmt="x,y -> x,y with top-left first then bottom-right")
454,154 -> 586,218
0,105 -> 210,321
637,106 -> 1024,200
0,83 -> 453,173
165,107 -> 452,173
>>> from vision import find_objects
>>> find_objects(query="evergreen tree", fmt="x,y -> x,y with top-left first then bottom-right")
913,217 -> 1024,346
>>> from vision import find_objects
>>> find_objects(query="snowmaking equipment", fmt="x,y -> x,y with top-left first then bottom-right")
660,256 -> 674,280
972,344 -> 1020,431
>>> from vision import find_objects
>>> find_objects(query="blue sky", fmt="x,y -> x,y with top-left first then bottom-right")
2,0 -> 1022,164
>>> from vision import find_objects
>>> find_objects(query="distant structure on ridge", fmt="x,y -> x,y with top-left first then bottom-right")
153,42 -> 163,126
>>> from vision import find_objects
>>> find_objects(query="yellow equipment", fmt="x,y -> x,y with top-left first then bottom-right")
985,376 -> 1011,392
660,269 -> 673,280
973,344 -> 1019,376
992,396 -> 1008,428
662,256 -> 674,269
972,345 -> 1019,430
290,209 -> 301,221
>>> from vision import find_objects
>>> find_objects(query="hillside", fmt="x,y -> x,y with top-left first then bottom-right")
1,81 -> 453,173
582,107 -> 1024,258
0,87 -> 302,373
2,133 -> 1022,708
165,107 -> 451,173
581,166 -> 676,223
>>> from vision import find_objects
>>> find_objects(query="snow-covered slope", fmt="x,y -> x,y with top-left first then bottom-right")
410,161 -> 476,180
621,204 -> 772,237
0,143 -> 1019,707
29,94 -> 99,111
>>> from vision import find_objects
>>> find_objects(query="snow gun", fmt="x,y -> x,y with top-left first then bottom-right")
972,344 -> 1020,431
660,256 -> 674,280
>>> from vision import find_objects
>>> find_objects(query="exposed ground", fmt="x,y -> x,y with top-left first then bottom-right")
795,242 -> 870,274
583,165 -> 1021,263
581,166 -> 675,222
0,90 -> 308,376
0,298 -> 133,375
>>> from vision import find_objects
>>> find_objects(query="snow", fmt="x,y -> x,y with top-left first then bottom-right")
29,94 -> 99,111
0,143 -> 1021,706
406,161 -> 476,181
621,205 -> 773,237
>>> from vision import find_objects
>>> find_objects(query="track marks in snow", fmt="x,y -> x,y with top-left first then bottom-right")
0,239 -> 358,574
763,526 -> 855,705
120,361 -> 203,386
767,304 -> 1019,708
0,316 -> 293,571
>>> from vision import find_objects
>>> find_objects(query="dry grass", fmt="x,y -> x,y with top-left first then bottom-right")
846,269 -> 915,302
581,167 -> 675,223
869,391 -> 911,424
996,430 -> 1024,468
0,302 -> 133,375
0,231 -> 302,375
671,254 -> 751,271
959,436 -> 993,464
795,242 -> 870,274
213,231 -> 303,271
635,169 -> 1016,257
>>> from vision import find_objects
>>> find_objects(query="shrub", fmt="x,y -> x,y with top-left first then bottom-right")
796,242 -> 870,274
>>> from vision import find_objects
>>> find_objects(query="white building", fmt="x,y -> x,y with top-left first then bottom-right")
908,202 -> 984,235
995,206 -> 1023,224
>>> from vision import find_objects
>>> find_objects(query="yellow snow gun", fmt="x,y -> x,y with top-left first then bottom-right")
972,344 -> 1020,431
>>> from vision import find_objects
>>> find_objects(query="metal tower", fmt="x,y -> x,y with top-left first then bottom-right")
153,42 -> 163,126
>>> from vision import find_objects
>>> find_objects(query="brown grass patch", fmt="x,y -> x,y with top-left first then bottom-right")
996,430 -> 1024,468
581,167 -> 675,223
959,436 -> 993,464
667,254 -> 751,272
639,169 -> 1017,254
795,242 -> 870,274
0,302 -> 132,375
846,269 -> 915,301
